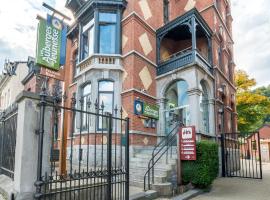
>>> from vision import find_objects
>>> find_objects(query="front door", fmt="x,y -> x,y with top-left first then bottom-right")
165,105 -> 189,135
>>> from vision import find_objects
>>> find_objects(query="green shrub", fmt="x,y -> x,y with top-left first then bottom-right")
182,140 -> 219,188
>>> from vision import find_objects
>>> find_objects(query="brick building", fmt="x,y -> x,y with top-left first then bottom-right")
63,0 -> 236,147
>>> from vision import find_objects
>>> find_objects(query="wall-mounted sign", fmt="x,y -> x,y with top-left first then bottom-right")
134,100 -> 159,119
179,126 -> 196,161
143,102 -> 159,119
134,100 -> 144,115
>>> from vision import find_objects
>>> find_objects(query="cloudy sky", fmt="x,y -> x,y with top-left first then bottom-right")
0,0 -> 269,87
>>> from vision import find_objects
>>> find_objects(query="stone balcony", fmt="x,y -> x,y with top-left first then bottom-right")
75,54 -> 123,78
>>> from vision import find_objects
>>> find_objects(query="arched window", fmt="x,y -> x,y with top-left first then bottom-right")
98,80 -> 114,129
81,83 -> 91,130
200,81 -> 209,133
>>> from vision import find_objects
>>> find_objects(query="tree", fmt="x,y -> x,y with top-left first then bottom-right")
235,70 -> 270,132
253,85 -> 270,123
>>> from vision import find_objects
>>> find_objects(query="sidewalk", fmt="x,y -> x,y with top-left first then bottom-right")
155,162 -> 270,200
191,162 -> 270,200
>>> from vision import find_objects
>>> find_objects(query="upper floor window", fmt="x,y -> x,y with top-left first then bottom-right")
99,12 -> 117,54
81,18 -> 94,60
163,0 -> 169,24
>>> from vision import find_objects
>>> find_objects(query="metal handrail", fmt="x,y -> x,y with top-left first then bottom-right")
143,122 -> 181,191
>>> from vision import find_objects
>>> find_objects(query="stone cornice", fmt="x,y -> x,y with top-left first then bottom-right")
121,88 -> 157,100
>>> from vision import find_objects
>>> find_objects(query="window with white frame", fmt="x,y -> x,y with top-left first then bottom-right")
81,18 -> 94,60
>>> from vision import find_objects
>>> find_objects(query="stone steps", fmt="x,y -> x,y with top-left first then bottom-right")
130,150 -> 177,197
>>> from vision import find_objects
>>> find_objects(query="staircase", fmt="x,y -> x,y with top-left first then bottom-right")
130,147 -> 178,196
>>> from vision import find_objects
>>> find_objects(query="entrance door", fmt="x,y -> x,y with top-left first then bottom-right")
165,106 -> 189,135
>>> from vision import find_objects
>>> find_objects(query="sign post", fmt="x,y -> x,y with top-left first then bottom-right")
179,126 -> 196,161
177,126 -> 196,186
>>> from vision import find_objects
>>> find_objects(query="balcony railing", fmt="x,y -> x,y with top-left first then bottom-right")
76,54 -> 123,77
157,49 -> 212,76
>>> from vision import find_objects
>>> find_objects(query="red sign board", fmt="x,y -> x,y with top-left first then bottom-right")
179,126 -> 196,160
40,67 -> 65,81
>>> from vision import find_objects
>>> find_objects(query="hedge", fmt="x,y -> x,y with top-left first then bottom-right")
182,140 -> 219,188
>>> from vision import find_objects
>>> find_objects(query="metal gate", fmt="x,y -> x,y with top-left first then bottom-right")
221,132 -> 262,179
34,91 -> 129,200
0,104 -> 18,179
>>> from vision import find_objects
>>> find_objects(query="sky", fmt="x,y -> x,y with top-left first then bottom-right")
0,0 -> 269,87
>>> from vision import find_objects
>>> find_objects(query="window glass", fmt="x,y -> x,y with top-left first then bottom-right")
99,81 -> 114,91
98,81 -> 114,129
99,24 -> 116,54
82,19 -> 94,60
81,84 -> 91,130
99,13 -> 117,23
99,12 -> 117,54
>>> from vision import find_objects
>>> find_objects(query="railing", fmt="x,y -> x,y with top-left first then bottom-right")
77,54 -> 122,74
143,122 -> 181,191
0,104 -> 18,179
34,90 -> 129,200
157,48 -> 212,76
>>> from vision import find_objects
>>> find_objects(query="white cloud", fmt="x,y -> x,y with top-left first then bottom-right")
0,0 -> 73,68
231,0 -> 270,87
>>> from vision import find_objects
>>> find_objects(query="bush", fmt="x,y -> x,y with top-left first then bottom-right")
182,140 -> 219,188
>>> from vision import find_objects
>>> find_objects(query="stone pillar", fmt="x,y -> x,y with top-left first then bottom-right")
187,88 -> 201,132
208,98 -> 216,136
157,97 -> 166,140
13,92 -> 52,200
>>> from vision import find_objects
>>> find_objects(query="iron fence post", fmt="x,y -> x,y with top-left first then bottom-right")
257,132 -> 263,179
107,113 -> 113,200
125,117 -> 129,200
0,114 -> 4,174
221,133 -> 226,177
34,91 -> 46,199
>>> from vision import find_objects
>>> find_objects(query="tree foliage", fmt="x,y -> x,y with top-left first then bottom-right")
235,70 -> 270,132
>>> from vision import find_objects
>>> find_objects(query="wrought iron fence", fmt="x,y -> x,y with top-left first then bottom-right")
0,104 -> 18,179
34,90 -> 129,200
221,132 -> 262,179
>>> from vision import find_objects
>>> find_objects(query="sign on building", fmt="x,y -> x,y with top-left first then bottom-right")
134,100 -> 159,119
36,16 -> 67,71
179,126 -> 196,160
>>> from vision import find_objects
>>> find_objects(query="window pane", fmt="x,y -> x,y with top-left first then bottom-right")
99,12 -> 116,22
82,19 -> 94,59
99,24 -> 116,54
99,81 -> 114,92
83,84 -> 91,96
99,93 -> 113,113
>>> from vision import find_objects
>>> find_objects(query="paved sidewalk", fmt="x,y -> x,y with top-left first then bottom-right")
192,162 -> 270,200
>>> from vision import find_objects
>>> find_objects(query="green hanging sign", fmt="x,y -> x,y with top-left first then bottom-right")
36,19 -> 62,70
